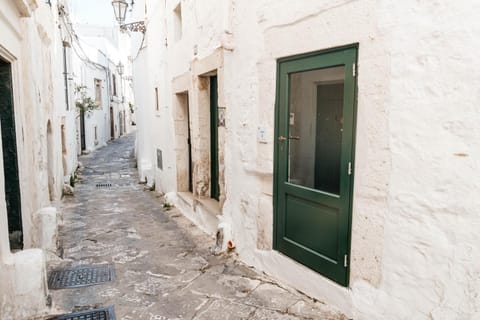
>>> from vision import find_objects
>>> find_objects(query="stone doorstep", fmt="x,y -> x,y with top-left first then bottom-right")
176,192 -> 221,236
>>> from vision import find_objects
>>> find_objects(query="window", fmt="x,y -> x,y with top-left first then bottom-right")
173,3 -> 182,41
155,87 -> 159,111
94,79 -> 102,106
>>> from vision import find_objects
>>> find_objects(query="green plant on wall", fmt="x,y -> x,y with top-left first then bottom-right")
129,102 -> 135,114
75,85 -> 99,114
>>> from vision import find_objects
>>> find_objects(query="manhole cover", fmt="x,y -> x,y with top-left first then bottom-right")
52,306 -> 116,320
48,264 -> 115,289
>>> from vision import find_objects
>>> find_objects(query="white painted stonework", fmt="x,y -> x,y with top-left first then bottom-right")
0,249 -> 48,320
69,24 -> 129,154
0,0 -> 78,318
132,0 -> 480,319
33,207 -> 58,252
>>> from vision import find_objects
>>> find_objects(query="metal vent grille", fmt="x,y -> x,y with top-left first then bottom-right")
96,183 -> 113,188
157,148 -> 163,170
52,306 -> 116,320
48,264 -> 115,289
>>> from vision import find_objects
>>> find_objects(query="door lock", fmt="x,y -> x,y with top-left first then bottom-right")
278,136 -> 287,142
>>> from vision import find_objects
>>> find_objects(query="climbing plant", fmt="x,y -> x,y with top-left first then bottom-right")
75,85 -> 99,114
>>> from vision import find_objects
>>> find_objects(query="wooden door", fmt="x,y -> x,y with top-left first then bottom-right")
274,46 -> 357,286
0,59 -> 23,250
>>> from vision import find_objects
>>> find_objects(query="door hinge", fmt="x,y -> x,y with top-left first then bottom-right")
344,254 -> 348,267
348,162 -> 352,175
352,63 -> 356,77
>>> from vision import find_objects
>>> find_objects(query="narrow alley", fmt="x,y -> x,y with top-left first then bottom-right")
2,1 -> 480,319
48,133 -> 346,320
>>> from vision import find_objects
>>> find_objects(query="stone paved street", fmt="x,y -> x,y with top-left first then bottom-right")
48,132 -> 347,320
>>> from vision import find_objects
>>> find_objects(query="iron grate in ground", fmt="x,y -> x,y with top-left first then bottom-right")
51,306 -> 116,320
48,264 -> 115,289
96,183 -> 113,188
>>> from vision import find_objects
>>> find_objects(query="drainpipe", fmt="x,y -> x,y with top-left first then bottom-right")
62,41 -> 70,111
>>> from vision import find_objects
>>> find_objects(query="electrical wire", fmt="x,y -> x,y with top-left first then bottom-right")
58,5 -> 117,107
59,7 -> 106,71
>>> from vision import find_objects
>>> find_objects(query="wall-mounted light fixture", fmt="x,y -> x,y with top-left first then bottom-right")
111,0 -> 146,33
116,62 -> 124,76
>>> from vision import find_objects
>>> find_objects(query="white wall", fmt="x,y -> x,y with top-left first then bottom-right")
70,25 -> 128,153
130,0 -> 153,180
133,1 -> 480,319
222,1 -> 480,319
0,1 -> 131,318
57,1 -> 80,181
0,0 -> 69,318
133,0 -> 226,190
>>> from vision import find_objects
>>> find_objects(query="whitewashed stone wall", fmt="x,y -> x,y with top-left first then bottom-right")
133,0 -> 480,319
130,0 -> 153,181
0,0 -> 72,318
69,24 -> 129,154
57,0 -> 80,183
133,0 -> 227,192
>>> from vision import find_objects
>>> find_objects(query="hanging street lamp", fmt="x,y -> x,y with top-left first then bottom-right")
111,0 -> 146,33
111,0 -> 128,24
116,62 -> 124,76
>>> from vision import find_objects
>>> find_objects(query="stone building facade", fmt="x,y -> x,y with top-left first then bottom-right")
0,1 -> 131,318
0,0 -> 74,318
69,24 -> 131,154
132,1 -> 480,319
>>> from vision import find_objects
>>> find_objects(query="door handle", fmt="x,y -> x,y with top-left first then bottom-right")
278,135 -> 300,142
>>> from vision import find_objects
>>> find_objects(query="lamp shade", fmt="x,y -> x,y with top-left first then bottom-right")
117,62 -> 124,75
111,0 -> 128,24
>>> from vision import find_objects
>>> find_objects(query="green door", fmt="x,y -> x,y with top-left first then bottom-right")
274,46 -> 357,286
210,76 -> 219,201
0,59 -> 23,250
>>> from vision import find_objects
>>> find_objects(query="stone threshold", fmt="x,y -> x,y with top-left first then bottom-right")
173,192 -> 221,236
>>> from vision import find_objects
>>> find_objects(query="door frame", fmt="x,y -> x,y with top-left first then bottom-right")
273,44 -> 358,286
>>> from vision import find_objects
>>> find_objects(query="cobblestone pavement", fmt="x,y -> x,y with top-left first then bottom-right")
48,132 -> 348,320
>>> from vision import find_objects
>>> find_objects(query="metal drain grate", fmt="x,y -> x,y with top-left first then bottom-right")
48,264 -> 115,289
96,183 -> 113,188
52,306 -> 116,320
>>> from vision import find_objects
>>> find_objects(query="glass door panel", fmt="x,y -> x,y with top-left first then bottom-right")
288,66 -> 345,195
